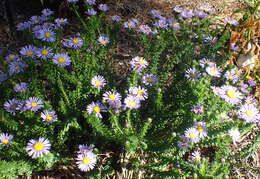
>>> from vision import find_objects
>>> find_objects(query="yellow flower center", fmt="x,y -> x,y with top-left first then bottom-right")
9,55 -> 15,59
44,32 -> 51,38
95,81 -> 102,86
41,49 -> 49,55
34,20 -> 39,23
101,40 -> 107,45
189,133 -> 197,139
93,106 -> 101,113
59,19 -> 65,23
31,102 -> 38,108
109,94 -> 116,100
10,104 -> 17,110
172,22 -> 178,26
147,78 -> 154,83
228,75 -> 233,80
128,23 -> 133,27
197,126 -> 204,133
73,39 -> 79,44
245,110 -> 254,117
226,90 -> 236,99
46,115 -> 53,121
27,51 -> 33,55
83,157 -> 91,164
58,58 -> 66,64
33,142 -> 44,151
235,70 -> 240,75
15,65 -> 21,69
138,58 -> 145,64
2,139 -> 9,144
128,101 -> 136,108
137,90 -> 144,95
191,74 -> 197,78
210,67 -> 218,75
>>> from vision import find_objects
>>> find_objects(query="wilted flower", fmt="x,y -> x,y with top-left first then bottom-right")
91,75 -> 106,89
41,110 -> 57,123
78,144 -> 94,154
85,9 -> 97,16
142,74 -> 158,86
238,104 -> 260,123
191,104 -> 204,114
9,61 -> 27,75
124,96 -> 141,109
0,133 -> 13,146
228,128 -> 240,144
87,102 -> 107,118
76,151 -> 97,172
14,82 -> 29,93
98,35 -> 110,46
98,4 -> 109,12
25,97 -> 43,111
26,137 -> 51,158
52,53 -> 71,67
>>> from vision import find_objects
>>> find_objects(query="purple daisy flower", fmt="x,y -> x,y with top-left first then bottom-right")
17,101 -> 27,112
154,19 -> 168,29
129,56 -> 148,72
150,10 -> 162,18
36,28 -> 56,42
55,18 -> 68,27
111,15 -> 121,22
63,37 -> 84,49
185,68 -> 201,81
194,11 -> 208,18
0,133 -> 13,146
76,151 -> 97,172
98,35 -> 110,46
52,53 -> 71,67
123,19 -> 139,29
124,96 -> 141,109
85,9 -> 97,16
37,46 -> 54,59
26,137 -> 51,158
5,54 -> 19,61
40,110 -> 57,123
30,16 -> 42,24
103,91 -> 122,104
193,121 -> 208,138
142,74 -> 158,86
20,45 -> 38,58
14,82 -> 29,93
0,73 -> 8,83
173,7 -> 184,13
78,144 -> 94,154
8,61 -> 27,75
98,4 -> 109,12
191,104 -> 204,114
191,150 -> 201,162
138,25 -> 152,35
16,21 -> 32,31
177,135 -> 190,149
128,86 -> 148,101
225,71 -> 239,83
199,5 -> 213,13
205,64 -> 221,77
244,96 -> 257,105
41,9 -> 54,16
4,98 -> 21,115
224,17 -> 239,26
84,0 -> 96,5
199,58 -> 214,68
247,79 -> 257,87
219,85 -> 243,105
238,104 -> 260,123
181,10 -> 194,19
25,97 -> 43,111
203,36 -> 217,46
91,75 -> 106,89
230,43 -> 240,51
184,127 -> 200,143
167,19 -> 180,30
87,101 -> 107,118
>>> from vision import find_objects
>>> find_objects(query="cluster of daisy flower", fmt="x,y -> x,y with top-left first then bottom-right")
178,121 -> 208,149
76,144 -> 97,172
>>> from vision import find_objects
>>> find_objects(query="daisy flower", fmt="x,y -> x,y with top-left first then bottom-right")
52,53 -> 71,67
4,98 -> 21,115
40,110 -> 57,123
76,151 -> 97,172
194,11 -> 208,18
142,74 -> 158,86
98,35 -> 110,46
220,85 -> 243,105
55,18 -> 68,27
173,7 -> 184,13
238,104 -> 260,123
30,16 -> 42,24
185,68 -> 201,81
128,86 -> 148,101
25,97 -> 43,111
177,135 -> 190,149
16,21 -> 32,31
124,96 -> 141,109
167,19 -> 180,30
36,28 -> 56,42
154,19 -> 168,29
191,104 -> 204,114
78,144 -> 94,154
63,37 -> 83,49
5,54 -> 19,61
85,9 -> 97,16
138,25 -> 152,35
129,56 -> 148,72
184,127 -> 200,143
37,46 -> 54,59
205,64 -> 221,77
8,61 -> 27,75
193,121 -> 208,138
199,5 -> 213,13
181,10 -> 194,19
211,86 -> 221,95
199,58 -> 214,68
0,73 -> 8,83
20,45 -> 38,58
244,96 -> 257,105
228,128 -> 240,144
224,17 -> 239,26
111,15 -> 121,22
91,75 -> 106,89
0,133 -> 13,146
26,137 -> 51,158
123,19 -> 138,29
41,9 -> 54,16
98,4 -> 109,12
150,10 -> 162,18
14,82 -> 29,93
191,150 -> 201,162
84,0 -> 96,5
103,91 -> 122,104
225,70 -> 238,83
87,102 -> 106,118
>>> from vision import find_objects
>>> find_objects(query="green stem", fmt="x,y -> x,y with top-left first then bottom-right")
71,4 -> 88,31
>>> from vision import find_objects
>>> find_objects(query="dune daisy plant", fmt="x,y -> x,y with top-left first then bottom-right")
26,137 -> 51,158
